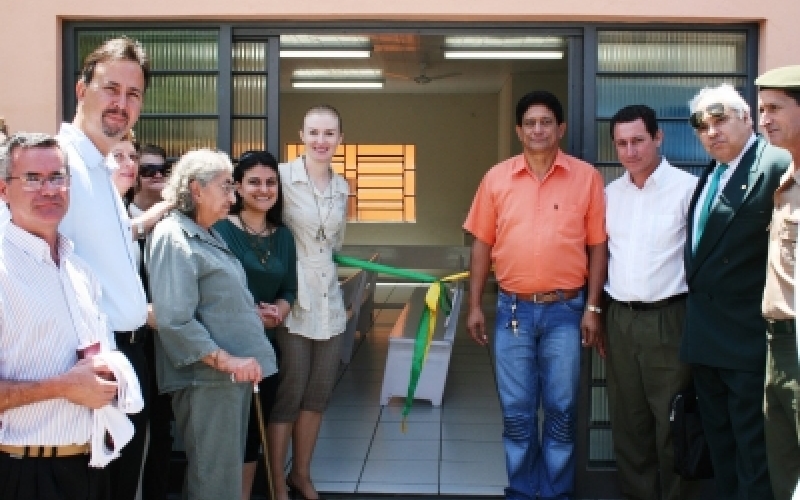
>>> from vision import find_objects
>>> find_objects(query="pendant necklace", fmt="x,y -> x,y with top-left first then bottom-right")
238,214 -> 273,266
304,158 -> 334,242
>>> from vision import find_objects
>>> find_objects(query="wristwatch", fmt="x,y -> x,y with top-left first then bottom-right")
586,304 -> 603,314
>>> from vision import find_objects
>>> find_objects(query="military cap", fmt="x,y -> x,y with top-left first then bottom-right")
755,65 -> 800,89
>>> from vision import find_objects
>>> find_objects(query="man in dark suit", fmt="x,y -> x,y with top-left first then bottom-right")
682,83 -> 791,500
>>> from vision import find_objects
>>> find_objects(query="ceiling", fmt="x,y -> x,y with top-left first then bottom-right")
280,34 -> 568,94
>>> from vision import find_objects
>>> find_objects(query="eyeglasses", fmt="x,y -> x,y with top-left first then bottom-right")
219,181 -> 236,194
6,172 -> 70,191
689,102 -> 728,130
139,163 -> 171,178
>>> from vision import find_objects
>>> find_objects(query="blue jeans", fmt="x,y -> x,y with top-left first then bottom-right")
494,290 -> 584,500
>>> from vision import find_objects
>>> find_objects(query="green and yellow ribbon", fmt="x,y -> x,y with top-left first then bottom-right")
333,254 -> 469,426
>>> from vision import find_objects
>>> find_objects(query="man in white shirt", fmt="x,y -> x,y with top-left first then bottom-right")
57,37 -> 150,500
604,104 -> 701,500
0,132 -> 119,500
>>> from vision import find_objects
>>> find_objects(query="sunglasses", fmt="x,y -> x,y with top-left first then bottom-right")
139,163 -> 171,178
689,102 -> 727,130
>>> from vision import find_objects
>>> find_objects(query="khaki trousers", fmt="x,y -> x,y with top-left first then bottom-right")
764,329 -> 800,500
606,299 -> 702,500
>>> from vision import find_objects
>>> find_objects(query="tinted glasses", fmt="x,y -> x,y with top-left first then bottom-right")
139,162 -> 172,178
689,102 -> 727,130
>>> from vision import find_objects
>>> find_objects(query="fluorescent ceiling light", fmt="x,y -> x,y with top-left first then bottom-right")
292,69 -> 382,78
291,80 -> 384,89
444,36 -> 565,48
280,35 -> 372,59
280,49 -> 371,59
444,50 -> 564,60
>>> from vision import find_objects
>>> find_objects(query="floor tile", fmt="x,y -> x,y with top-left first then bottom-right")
440,460 -> 507,486
441,439 -> 505,462
360,459 -> 439,484
442,406 -> 503,424
373,421 -> 440,441
441,422 -> 503,442
310,457 -> 364,482
324,405 -> 381,421
318,419 -> 377,439
367,438 -> 439,460
315,437 -> 372,459
380,402 -> 442,422
356,482 -> 439,494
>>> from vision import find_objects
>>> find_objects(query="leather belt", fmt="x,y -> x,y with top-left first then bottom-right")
0,443 -> 90,458
115,330 -> 144,345
613,293 -> 687,312
766,319 -> 796,335
500,287 -> 582,304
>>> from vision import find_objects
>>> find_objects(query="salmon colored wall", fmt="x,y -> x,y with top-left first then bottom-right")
0,1 -> 796,134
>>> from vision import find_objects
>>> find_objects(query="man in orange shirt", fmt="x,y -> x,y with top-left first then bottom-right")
464,90 -> 607,500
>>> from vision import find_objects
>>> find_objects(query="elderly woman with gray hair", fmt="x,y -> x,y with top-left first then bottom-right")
146,149 -> 277,500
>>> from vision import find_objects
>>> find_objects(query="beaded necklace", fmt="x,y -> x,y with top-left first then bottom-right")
237,213 -> 273,266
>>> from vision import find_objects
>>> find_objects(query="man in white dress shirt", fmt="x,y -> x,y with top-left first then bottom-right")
0,133 -> 119,500
604,104 -> 701,500
57,37 -> 151,500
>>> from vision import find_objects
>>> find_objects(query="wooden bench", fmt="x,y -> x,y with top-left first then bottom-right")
379,282 -> 464,406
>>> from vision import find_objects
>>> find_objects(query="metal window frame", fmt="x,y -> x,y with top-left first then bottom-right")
63,22 -> 756,497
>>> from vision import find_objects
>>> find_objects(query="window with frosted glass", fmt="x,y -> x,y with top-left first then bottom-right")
232,41 -> 268,158
596,31 -> 748,182
286,144 -> 416,223
74,29 -> 219,157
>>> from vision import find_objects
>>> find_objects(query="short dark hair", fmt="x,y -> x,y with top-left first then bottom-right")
139,143 -> 166,160
609,104 -> 660,140
516,90 -> 564,126
81,37 -> 151,91
760,87 -> 800,106
230,150 -> 284,228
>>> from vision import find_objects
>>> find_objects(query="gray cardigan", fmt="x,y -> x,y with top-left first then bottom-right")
146,211 -> 277,393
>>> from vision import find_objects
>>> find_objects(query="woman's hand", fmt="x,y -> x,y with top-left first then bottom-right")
217,351 -> 263,383
257,302 -> 283,328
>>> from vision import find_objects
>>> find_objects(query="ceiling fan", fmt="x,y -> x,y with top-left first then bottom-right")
387,62 -> 462,85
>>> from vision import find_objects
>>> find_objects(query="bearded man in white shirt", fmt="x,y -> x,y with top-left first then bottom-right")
604,104 -> 702,500
57,37 -> 154,500
0,133 -> 119,500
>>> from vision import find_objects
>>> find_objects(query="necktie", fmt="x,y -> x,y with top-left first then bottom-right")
693,163 -> 729,252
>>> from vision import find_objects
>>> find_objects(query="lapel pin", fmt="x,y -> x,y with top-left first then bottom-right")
742,184 -> 747,189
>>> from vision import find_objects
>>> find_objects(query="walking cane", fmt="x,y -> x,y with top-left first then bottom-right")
253,384 -> 276,500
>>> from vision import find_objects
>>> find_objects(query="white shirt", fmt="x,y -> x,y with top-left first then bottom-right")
280,156 -> 349,340
692,134 -> 757,242
605,158 -> 698,302
57,123 -> 147,332
0,224 -> 114,446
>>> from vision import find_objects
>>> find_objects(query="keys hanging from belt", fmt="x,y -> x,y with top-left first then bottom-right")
506,295 -> 519,336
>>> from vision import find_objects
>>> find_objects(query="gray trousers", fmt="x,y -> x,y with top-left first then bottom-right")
606,299 -> 702,500
172,383 -> 251,500
765,329 -> 800,500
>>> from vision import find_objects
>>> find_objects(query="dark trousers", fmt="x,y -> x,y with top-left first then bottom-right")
107,339 -> 149,500
0,452 -> 110,500
606,299 -> 702,500
764,330 -> 800,500
141,331 -> 173,500
693,364 -> 773,500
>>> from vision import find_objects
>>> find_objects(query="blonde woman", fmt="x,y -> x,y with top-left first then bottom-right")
269,105 -> 349,500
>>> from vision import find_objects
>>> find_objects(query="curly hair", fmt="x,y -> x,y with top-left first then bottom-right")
161,149 -> 232,215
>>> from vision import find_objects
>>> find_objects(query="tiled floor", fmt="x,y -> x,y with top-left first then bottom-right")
312,284 -> 508,497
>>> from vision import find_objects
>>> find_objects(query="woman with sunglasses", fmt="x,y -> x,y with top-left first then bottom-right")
213,150 -> 297,500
